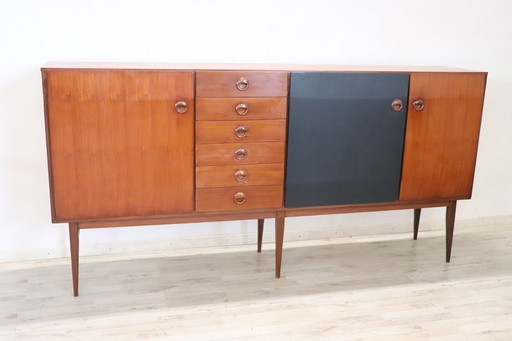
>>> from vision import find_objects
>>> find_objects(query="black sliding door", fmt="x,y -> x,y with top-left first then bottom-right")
285,72 -> 409,207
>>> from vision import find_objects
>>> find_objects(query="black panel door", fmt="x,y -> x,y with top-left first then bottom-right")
285,72 -> 409,207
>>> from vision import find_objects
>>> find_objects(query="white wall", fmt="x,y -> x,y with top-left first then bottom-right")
1,0 -> 511,261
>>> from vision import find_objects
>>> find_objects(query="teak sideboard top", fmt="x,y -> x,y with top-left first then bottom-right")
41,62 -> 487,296
42,62 -> 483,73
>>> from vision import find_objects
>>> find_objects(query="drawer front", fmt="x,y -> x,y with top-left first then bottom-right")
196,71 -> 288,97
196,186 -> 283,211
196,142 -> 285,166
196,120 -> 286,144
196,164 -> 284,188
196,98 -> 287,121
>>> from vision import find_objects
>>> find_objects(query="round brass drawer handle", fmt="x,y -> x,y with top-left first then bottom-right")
234,148 -> 247,161
233,192 -> 246,205
235,103 -> 249,116
413,99 -> 425,111
391,99 -> 403,112
234,169 -> 247,182
234,125 -> 248,138
236,77 -> 249,91
174,100 -> 188,114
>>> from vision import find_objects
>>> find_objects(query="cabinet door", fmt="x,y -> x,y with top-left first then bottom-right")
399,73 -> 486,201
45,70 -> 194,221
285,72 -> 409,207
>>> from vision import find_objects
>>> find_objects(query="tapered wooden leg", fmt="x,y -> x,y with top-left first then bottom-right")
445,201 -> 457,263
413,208 -> 421,240
257,219 -> 264,253
69,223 -> 80,297
275,212 -> 285,278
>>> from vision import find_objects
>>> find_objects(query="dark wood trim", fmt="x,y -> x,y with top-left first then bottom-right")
446,201 -> 457,262
77,209 -> 279,229
193,70 -> 197,212
413,208 -> 421,240
275,211 -> 285,278
465,73 -> 489,200
283,200 -> 450,217
74,200 -> 451,229
257,219 -> 264,253
41,70 -> 58,223
69,223 -> 79,297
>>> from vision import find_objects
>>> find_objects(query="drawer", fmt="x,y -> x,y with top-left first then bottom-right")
196,142 -> 285,166
196,71 -> 288,97
196,120 -> 286,144
196,185 -> 283,212
196,98 -> 287,121
196,164 -> 284,188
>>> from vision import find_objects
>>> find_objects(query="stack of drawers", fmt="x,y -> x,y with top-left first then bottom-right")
195,71 -> 288,211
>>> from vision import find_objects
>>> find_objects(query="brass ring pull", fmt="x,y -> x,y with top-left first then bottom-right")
234,125 -> 248,138
236,77 -> 249,91
233,192 -> 246,204
234,169 -> 247,182
391,99 -> 403,112
413,99 -> 425,111
235,103 -> 249,115
234,148 -> 247,161
174,100 -> 188,114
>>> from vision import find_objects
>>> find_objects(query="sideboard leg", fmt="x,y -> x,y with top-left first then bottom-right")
413,208 -> 421,240
275,212 -> 285,278
257,219 -> 264,253
69,223 -> 80,297
445,201 -> 457,263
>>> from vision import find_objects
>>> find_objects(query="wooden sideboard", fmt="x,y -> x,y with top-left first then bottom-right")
41,63 -> 487,296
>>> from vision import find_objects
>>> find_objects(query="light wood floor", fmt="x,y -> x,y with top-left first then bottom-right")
1,224 -> 512,340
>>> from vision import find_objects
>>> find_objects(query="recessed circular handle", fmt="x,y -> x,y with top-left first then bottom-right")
233,192 -> 246,204
235,103 -> 249,116
234,125 -> 248,138
236,77 -> 249,91
413,99 -> 425,111
234,169 -> 247,182
234,148 -> 247,161
174,100 -> 188,114
391,99 -> 403,112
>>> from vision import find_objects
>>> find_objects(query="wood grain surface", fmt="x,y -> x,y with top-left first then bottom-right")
196,185 -> 283,211
196,120 -> 286,143
196,97 -> 287,121
196,71 -> 288,97
399,72 -> 487,201
196,164 -> 285,188
196,142 -> 285,166
45,69 -> 195,221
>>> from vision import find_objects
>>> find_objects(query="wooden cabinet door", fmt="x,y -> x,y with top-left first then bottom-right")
399,73 -> 487,201
44,70 -> 194,221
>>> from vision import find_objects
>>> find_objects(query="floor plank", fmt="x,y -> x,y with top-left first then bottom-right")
1,224 -> 511,340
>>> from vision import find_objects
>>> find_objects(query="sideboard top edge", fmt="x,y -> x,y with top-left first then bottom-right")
41,62 -> 485,73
